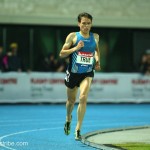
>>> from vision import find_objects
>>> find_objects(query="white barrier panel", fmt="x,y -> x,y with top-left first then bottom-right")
0,72 -> 150,103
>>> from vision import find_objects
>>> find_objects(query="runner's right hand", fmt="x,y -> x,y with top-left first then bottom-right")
76,40 -> 84,50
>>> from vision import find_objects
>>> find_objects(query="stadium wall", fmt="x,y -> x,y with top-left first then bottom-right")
0,0 -> 150,28
0,72 -> 150,103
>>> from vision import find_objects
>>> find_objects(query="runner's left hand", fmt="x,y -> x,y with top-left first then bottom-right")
95,61 -> 101,71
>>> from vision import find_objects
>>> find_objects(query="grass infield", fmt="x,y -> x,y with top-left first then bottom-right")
114,143 -> 150,150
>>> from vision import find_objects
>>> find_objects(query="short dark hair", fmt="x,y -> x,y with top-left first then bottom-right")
77,12 -> 93,22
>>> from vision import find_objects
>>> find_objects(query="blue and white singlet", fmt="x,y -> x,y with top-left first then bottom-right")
68,32 -> 96,73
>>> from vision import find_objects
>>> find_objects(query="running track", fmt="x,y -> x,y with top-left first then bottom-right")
0,104 -> 150,150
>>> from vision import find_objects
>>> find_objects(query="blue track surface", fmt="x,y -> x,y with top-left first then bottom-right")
0,104 -> 150,150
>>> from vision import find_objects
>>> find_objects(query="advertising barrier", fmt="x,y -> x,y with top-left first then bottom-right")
0,72 -> 150,103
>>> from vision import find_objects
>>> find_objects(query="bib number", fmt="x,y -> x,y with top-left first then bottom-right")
76,52 -> 93,65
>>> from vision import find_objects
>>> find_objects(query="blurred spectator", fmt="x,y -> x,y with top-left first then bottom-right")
139,49 -> 150,75
42,52 -> 58,72
3,43 -> 23,72
0,46 -> 4,72
57,58 -> 68,72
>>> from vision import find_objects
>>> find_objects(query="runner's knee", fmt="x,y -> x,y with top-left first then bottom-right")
67,99 -> 76,105
79,94 -> 87,104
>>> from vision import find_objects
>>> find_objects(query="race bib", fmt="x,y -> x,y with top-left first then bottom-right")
76,51 -> 94,65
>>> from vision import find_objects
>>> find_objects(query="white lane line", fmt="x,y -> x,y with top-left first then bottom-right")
0,127 -> 62,150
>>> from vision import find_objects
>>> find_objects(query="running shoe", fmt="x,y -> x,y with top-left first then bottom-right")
64,122 -> 71,135
64,115 -> 72,135
75,130 -> 81,140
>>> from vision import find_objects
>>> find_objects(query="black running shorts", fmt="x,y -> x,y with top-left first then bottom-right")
64,70 -> 94,89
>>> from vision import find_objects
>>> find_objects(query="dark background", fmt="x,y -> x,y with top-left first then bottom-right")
0,24 -> 150,72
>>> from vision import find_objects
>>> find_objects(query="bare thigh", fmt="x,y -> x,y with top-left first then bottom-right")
67,87 -> 78,103
79,77 -> 92,100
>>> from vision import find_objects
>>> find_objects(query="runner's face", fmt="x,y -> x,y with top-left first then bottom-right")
78,17 -> 92,34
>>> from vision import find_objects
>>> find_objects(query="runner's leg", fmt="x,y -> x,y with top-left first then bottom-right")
66,87 -> 78,122
76,77 -> 92,130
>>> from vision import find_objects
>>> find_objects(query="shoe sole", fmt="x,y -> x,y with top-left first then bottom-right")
75,137 -> 81,141
64,129 -> 70,135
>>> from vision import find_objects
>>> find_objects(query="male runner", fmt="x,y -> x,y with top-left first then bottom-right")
59,12 -> 100,140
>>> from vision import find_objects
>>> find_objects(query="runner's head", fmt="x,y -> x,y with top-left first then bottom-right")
77,12 -> 93,23
77,12 -> 93,34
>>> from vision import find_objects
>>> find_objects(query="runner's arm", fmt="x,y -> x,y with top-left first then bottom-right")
94,33 -> 101,71
59,33 -> 84,58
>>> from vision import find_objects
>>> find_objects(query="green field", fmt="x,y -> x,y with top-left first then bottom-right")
114,143 -> 150,150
